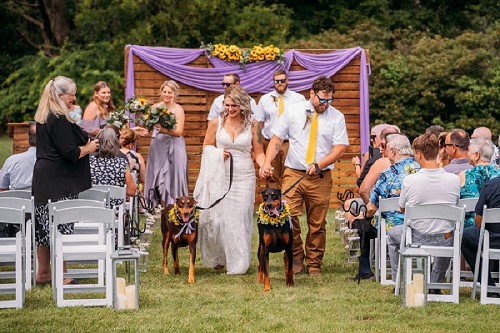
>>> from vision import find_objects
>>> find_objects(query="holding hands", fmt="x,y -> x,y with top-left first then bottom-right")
259,163 -> 274,179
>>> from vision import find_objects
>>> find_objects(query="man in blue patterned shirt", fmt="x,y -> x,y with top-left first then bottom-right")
355,134 -> 420,279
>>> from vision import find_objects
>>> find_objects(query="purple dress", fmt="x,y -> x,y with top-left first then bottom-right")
144,106 -> 188,207
79,112 -> 109,139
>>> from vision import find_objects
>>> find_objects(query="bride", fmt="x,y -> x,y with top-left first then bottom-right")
194,85 -> 265,274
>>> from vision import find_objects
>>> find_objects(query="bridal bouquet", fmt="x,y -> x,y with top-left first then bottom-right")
142,104 -> 177,131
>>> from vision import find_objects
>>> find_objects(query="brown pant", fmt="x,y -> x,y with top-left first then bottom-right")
263,139 -> 289,189
282,168 -> 332,271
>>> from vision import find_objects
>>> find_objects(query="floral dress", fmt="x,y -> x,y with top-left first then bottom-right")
460,165 -> 500,228
90,155 -> 128,207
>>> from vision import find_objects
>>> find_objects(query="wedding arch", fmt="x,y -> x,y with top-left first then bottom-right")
125,45 -> 370,207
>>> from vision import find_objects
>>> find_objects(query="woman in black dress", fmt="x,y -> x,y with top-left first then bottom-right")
32,76 -> 99,285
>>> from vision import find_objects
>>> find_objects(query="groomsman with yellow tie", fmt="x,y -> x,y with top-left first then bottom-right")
257,70 -> 306,188
259,75 -> 348,276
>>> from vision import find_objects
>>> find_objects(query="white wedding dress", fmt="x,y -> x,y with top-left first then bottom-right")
195,118 -> 255,274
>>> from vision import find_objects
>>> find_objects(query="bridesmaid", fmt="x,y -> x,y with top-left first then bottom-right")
80,81 -> 114,138
144,80 -> 188,207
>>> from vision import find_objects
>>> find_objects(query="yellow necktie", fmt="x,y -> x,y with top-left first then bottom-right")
278,94 -> 284,117
305,112 -> 318,164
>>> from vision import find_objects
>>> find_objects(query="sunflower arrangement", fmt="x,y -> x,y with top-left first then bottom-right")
201,42 -> 285,69
110,98 -> 151,128
141,104 -> 177,131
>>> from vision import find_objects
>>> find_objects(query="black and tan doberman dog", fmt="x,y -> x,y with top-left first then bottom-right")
257,188 -> 294,291
161,196 -> 199,284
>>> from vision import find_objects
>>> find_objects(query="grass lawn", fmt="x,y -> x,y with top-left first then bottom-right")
0,135 -> 13,167
3,207 -> 499,333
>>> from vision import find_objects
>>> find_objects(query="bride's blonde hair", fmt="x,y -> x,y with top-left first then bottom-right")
222,86 -> 253,128
34,76 -> 76,124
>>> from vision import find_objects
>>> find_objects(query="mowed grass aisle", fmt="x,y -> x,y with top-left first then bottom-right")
3,209 -> 499,333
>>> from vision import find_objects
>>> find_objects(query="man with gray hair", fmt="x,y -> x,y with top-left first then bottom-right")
471,126 -> 498,166
355,134 -> 420,280
443,128 -> 473,174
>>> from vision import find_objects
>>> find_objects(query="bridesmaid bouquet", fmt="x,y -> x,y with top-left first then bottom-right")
110,98 -> 151,129
142,104 -> 177,131
108,108 -> 132,129
125,98 -> 151,114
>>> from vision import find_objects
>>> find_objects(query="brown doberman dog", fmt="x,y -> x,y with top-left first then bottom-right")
161,196 -> 199,284
257,188 -> 294,291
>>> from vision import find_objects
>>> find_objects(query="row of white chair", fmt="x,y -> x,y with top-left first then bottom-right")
373,196 -> 500,304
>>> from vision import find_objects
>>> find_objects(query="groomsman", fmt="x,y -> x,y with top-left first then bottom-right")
207,73 -> 258,121
257,70 -> 305,188
260,75 -> 348,276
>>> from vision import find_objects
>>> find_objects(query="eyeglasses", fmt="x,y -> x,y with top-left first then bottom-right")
221,82 -> 233,87
274,79 -> 286,84
314,93 -> 334,105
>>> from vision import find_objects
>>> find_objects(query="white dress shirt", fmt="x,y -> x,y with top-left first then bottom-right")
272,100 -> 349,170
0,147 -> 36,190
257,88 -> 306,139
207,94 -> 259,121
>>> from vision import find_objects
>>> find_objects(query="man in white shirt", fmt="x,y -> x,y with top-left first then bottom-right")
388,132 -> 460,284
0,122 -> 36,191
207,73 -> 258,121
257,70 -> 305,188
260,75 -> 348,276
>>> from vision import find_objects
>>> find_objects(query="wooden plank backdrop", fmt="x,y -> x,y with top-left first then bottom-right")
126,47 -> 367,208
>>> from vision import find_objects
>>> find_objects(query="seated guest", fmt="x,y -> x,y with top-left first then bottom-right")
425,124 -> 445,137
90,128 -> 136,207
443,129 -> 472,175
352,124 -> 400,191
359,126 -> 401,203
471,126 -> 499,166
119,128 -> 146,190
388,133 -> 460,285
459,138 -> 500,228
0,122 -> 36,191
352,134 -> 420,280
437,132 -> 450,168
461,176 -> 500,294
0,122 -> 36,237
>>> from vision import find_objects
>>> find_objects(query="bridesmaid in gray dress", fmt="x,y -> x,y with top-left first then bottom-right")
144,80 -> 188,207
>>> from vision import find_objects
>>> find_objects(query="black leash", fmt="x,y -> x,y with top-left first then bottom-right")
196,154 -> 233,210
282,163 -> 324,198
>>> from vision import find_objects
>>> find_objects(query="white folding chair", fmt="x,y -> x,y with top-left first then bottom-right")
79,188 -> 110,206
395,203 -> 465,303
457,197 -> 479,287
92,185 -> 128,248
53,206 -> 115,307
48,198 -> 107,300
0,206 -> 26,309
472,206 -> 500,305
375,196 -> 400,285
0,196 -> 35,290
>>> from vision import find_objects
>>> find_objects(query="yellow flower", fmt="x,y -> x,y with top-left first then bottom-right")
220,54 -> 226,59
273,47 -> 279,54
144,114 -> 149,119
229,45 -> 238,53
258,54 -> 264,61
138,98 -> 147,105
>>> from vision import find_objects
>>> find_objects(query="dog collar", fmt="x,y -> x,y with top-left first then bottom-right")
169,204 -> 200,226
257,202 -> 291,227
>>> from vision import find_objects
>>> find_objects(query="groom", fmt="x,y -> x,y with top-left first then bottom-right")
259,75 -> 348,276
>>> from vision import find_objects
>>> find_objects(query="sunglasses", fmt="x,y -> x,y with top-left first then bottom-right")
314,93 -> 334,105
221,82 -> 233,87
274,79 -> 286,84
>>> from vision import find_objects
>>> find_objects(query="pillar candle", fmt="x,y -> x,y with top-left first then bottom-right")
125,285 -> 137,310
117,294 -> 127,310
413,273 -> 424,294
406,283 -> 414,307
414,293 -> 425,307
116,277 -> 126,296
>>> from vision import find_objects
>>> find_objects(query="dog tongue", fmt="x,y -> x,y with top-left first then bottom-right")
271,207 -> 279,216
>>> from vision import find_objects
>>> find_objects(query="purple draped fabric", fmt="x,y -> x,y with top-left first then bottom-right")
125,45 -> 370,154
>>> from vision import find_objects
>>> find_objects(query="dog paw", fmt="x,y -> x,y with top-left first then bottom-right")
264,286 -> 271,292
188,278 -> 195,284
163,269 -> 169,275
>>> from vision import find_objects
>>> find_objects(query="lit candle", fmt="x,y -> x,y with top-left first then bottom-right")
406,283 -> 414,307
116,277 -> 126,296
125,285 -> 137,309
413,273 -> 424,294
117,294 -> 127,310
413,293 -> 425,307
